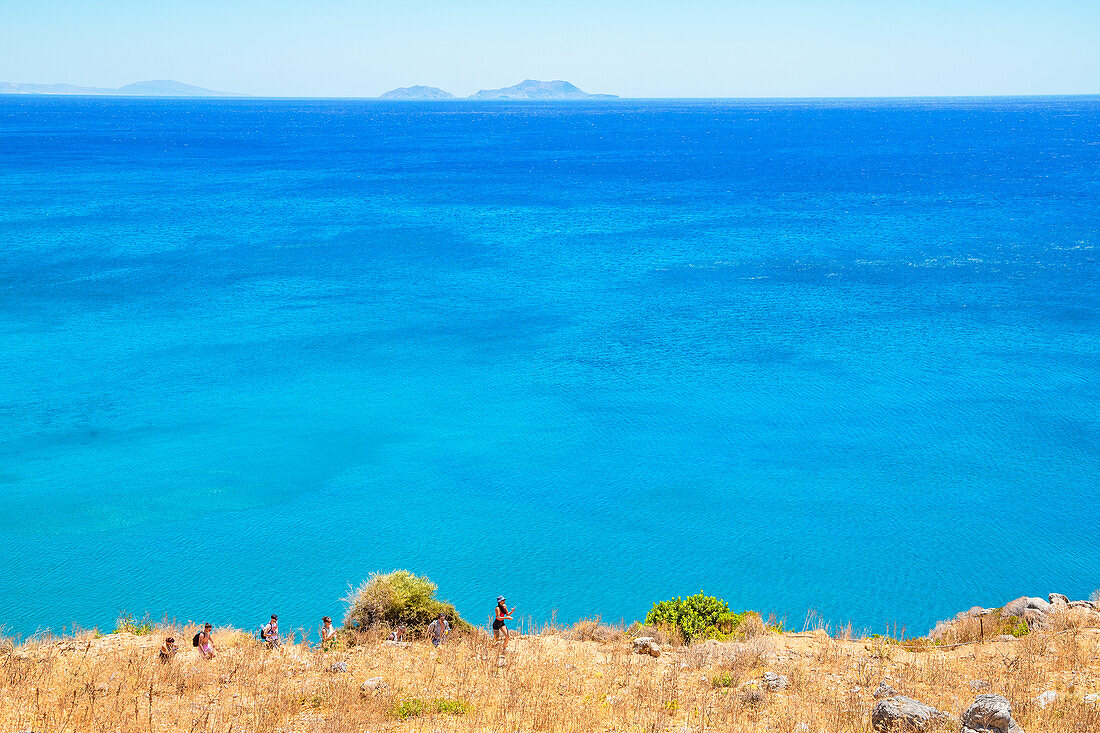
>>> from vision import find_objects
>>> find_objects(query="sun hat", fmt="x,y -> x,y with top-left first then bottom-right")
497,595 -> 505,602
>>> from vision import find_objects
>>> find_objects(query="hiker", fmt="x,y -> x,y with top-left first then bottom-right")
260,614 -> 280,649
158,636 -> 178,663
195,624 -> 216,659
493,596 -> 515,654
320,616 -> 337,646
387,624 -> 407,642
426,613 -> 450,648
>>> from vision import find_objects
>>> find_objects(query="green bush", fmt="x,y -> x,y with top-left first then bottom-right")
1001,615 -> 1029,638
391,698 -> 426,719
712,671 -> 737,688
344,570 -> 467,632
645,592 -> 757,642
114,612 -> 155,635
390,697 -> 470,719
433,698 -> 471,715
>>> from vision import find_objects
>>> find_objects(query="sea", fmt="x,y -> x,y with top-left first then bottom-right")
1,96 -> 1097,640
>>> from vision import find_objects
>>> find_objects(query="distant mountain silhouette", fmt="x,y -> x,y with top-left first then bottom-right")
467,79 -> 617,100
116,80 -> 239,97
0,80 -> 242,97
379,85 -> 455,100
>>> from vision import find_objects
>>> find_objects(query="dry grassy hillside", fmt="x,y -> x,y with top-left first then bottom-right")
2,614 -> 1098,732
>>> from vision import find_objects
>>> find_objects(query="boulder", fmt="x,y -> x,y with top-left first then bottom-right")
870,696 -> 949,731
1048,593 -> 1069,606
1025,597 -> 1051,613
762,671 -> 788,691
360,677 -> 387,692
1035,690 -> 1056,709
1022,608 -> 1047,629
632,637 -> 661,657
1084,693 -> 1098,705
960,694 -> 1023,733
968,680 -> 990,691
329,661 -> 348,673
1002,597 -> 1030,617
874,681 -> 898,699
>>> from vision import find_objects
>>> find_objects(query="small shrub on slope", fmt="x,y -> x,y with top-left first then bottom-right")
390,697 -> 470,719
645,592 -> 762,642
344,570 -> 466,632
114,612 -> 155,635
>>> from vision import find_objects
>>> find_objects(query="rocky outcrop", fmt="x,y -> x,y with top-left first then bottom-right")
960,694 -> 1023,733
932,592 -> 1100,640
762,671 -> 788,691
871,696 -> 950,731
1002,596 -> 1049,617
632,637 -> 661,657
874,680 -> 898,699
360,677 -> 387,692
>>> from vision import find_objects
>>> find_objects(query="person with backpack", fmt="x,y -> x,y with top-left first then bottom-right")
193,624 -> 215,659
260,614 -> 280,649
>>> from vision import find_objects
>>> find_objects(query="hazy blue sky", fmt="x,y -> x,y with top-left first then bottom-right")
2,0 -> 1098,97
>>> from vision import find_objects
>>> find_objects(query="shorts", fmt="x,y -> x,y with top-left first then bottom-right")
432,637 -> 444,647
492,620 -> 506,631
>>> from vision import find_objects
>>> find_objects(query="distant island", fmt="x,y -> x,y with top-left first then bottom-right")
0,80 -> 242,97
468,79 -> 617,100
1,78 -> 617,100
378,79 -> 618,100
379,85 -> 455,100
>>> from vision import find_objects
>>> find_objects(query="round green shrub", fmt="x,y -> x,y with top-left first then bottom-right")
645,592 -> 757,642
343,570 -> 467,632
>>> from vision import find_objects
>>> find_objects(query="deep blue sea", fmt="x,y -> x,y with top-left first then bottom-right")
1,96 -> 1097,640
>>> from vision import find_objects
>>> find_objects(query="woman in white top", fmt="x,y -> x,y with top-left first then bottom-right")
320,616 -> 337,646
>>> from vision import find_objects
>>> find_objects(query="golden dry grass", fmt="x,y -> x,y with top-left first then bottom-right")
2,617 -> 1098,732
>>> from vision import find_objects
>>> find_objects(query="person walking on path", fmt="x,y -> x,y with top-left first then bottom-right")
427,613 -> 450,648
261,614 -> 280,649
493,596 -> 515,656
195,624 -> 216,660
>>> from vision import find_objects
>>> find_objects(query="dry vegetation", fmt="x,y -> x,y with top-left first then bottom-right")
2,612 -> 1099,732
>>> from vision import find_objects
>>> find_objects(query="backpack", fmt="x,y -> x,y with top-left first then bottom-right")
192,633 -> 201,647
258,626 -> 267,641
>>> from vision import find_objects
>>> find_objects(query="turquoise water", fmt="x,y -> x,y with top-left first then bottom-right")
0,97 -> 1097,639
